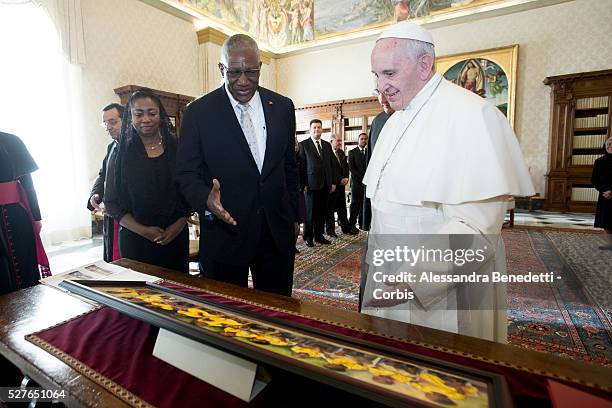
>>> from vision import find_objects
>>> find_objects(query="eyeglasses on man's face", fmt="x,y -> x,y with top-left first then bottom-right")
100,119 -> 120,129
220,63 -> 261,80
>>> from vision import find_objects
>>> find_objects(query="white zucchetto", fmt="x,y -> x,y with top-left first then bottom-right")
377,21 -> 434,45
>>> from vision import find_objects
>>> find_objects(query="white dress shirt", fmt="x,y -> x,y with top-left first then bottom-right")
225,85 -> 267,170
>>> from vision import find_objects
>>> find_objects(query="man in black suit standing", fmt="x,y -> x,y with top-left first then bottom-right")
362,91 -> 395,231
325,135 -> 353,237
87,103 -> 124,262
348,133 -> 368,232
298,119 -> 338,247
176,34 -> 298,296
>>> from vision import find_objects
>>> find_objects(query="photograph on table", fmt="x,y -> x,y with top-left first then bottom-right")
58,280 -> 511,408
435,45 -> 518,127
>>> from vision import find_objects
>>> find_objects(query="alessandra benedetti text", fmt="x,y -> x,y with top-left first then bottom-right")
372,271 -> 558,284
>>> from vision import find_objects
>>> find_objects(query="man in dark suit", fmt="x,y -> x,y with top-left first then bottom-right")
325,136 -> 353,236
359,92 -> 394,311
176,34 -> 298,296
298,119 -> 338,247
87,103 -> 124,262
348,133 -> 368,232
363,91 -> 395,231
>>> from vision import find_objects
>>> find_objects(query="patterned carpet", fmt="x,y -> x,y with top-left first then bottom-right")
292,228 -> 612,366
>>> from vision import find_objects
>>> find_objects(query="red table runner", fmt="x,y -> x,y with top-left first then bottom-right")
26,280 -> 610,407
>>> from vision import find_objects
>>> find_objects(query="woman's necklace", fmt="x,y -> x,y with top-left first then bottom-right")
143,134 -> 163,151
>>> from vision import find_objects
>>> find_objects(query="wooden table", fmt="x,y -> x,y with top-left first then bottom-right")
1,259 -> 610,407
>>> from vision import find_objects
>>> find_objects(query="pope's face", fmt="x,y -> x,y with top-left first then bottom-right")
371,38 -> 423,111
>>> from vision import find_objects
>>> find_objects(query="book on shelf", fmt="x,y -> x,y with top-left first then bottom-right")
575,96 -> 609,110
574,113 -> 608,129
346,116 -> 363,127
572,134 -> 607,149
570,187 -> 599,202
296,123 -> 310,132
344,144 -> 359,155
571,154 -> 604,165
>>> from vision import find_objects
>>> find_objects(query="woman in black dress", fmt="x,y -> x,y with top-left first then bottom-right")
0,132 -> 50,295
591,136 -> 612,250
106,89 -> 190,272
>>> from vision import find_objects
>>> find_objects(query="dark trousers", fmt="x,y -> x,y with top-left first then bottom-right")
349,184 -> 365,229
325,186 -> 349,233
362,197 -> 372,231
199,218 -> 295,296
119,225 -> 189,273
305,188 -> 329,240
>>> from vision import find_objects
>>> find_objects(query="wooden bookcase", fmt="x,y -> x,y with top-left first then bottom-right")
544,70 -> 612,213
295,96 -> 381,155
114,85 -> 195,136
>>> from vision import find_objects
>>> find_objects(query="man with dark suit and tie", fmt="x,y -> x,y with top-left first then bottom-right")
87,103 -> 124,262
325,135 -> 353,236
348,133 -> 368,232
176,34 -> 298,296
298,119 -> 338,247
363,91 -> 395,231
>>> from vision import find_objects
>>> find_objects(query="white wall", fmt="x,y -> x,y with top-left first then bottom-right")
276,0 -> 612,196
81,0 -> 201,186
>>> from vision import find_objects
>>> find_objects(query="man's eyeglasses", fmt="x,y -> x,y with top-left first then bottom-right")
100,119 -> 120,128
220,63 -> 261,80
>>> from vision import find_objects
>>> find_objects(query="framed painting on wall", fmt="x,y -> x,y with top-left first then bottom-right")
435,45 -> 518,127
59,280 -> 512,407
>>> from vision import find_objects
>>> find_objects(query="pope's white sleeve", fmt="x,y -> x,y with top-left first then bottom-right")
409,197 -> 508,309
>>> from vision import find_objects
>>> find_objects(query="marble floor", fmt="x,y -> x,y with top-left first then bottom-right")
47,236 -> 104,274
506,209 -> 596,230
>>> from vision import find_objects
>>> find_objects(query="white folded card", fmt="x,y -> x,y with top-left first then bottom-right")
152,328 -> 269,402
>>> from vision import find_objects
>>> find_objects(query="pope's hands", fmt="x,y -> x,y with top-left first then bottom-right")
207,179 -> 237,225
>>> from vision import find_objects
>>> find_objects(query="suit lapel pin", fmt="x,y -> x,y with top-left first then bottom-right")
268,100 -> 273,105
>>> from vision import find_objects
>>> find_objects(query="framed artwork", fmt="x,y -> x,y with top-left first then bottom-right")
59,280 -> 512,408
435,45 -> 519,127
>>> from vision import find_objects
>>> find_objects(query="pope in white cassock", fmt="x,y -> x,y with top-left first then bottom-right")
361,22 -> 535,343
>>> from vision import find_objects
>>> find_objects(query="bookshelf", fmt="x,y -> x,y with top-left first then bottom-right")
544,70 -> 612,213
294,96 -> 381,156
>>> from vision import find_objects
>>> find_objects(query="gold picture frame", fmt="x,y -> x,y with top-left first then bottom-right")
435,45 -> 519,128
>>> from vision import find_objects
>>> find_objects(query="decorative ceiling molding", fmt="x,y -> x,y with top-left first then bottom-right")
196,27 -> 272,64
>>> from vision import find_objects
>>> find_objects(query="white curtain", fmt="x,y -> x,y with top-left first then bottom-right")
0,1 -> 90,244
